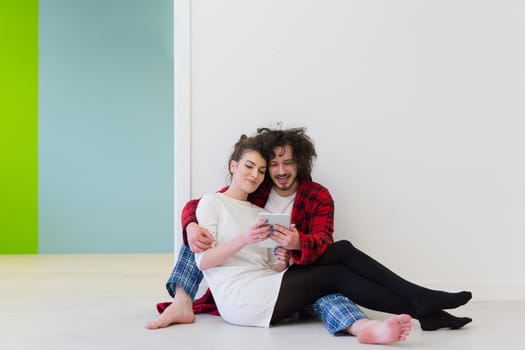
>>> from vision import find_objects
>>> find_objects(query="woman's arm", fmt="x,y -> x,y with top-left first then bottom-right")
197,235 -> 246,270
194,194 -> 271,270
197,221 -> 270,270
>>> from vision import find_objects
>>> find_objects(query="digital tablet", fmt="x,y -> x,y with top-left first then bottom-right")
257,213 -> 291,248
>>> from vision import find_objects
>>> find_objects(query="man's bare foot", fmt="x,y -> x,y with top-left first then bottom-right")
145,301 -> 195,329
349,314 -> 412,344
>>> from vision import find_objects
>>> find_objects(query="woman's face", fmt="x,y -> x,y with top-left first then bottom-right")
230,150 -> 267,194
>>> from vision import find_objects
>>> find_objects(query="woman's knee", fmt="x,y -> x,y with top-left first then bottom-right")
329,240 -> 355,255
316,240 -> 355,266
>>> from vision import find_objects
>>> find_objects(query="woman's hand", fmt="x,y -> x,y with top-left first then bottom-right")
242,220 -> 271,245
272,247 -> 290,272
273,247 -> 290,264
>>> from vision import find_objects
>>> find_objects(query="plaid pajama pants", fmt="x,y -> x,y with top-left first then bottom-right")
166,244 -> 367,335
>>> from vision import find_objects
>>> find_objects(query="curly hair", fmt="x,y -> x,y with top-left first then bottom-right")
256,127 -> 317,181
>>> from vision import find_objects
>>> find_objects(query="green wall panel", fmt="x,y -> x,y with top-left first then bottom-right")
0,1 -> 39,253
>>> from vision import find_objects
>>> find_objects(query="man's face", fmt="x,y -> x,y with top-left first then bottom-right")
268,145 -> 299,196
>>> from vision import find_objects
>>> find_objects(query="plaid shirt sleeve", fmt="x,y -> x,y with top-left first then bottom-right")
290,180 -> 335,265
180,198 -> 200,245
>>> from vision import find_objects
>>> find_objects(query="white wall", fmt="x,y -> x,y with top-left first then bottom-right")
175,0 -> 525,300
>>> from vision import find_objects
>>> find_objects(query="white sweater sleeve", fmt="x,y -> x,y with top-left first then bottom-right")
194,194 -> 219,269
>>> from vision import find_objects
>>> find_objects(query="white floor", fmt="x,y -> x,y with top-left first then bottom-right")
0,254 -> 521,350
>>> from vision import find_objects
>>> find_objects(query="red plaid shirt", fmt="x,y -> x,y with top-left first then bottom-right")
180,177 -> 334,265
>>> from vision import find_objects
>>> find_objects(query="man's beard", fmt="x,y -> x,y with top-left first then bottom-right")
274,175 -> 296,191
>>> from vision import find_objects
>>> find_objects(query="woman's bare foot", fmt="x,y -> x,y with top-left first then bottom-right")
145,286 -> 195,329
145,301 -> 195,329
349,314 -> 412,344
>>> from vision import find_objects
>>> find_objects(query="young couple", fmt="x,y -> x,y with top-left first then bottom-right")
146,127 -> 472,345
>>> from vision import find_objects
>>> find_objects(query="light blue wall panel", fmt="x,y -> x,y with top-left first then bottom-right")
39,0 -> 174,253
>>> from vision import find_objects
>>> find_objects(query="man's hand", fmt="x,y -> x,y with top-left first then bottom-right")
187,222 -> 215,253
269,224 -> 301,250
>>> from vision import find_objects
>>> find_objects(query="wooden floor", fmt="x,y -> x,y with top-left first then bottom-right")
0,254 -> 521,350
